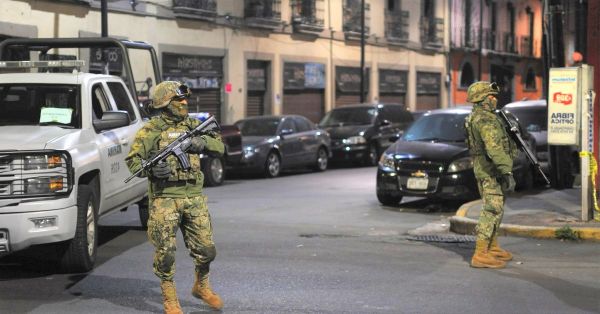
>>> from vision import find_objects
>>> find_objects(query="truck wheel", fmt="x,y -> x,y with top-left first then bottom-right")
264,151 -> 281,178
138,196 -> 149,229
203,156 -> 225,187
313,147 -> 328,172
59,185 -> 98,273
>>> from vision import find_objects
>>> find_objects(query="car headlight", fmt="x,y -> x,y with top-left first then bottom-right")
243,146 -> 260,159
448,156 -> 474,173
24,154 -> 63,170
379,153 -> 396,171
343,136 -> 366,145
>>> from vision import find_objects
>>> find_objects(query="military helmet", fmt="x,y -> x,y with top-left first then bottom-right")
466,81 -> 499,103
151,81 -> 191,109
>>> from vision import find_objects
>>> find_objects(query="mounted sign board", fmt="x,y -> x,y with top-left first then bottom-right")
547,67 -> 580,146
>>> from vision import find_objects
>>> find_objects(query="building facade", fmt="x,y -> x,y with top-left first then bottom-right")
449,0 -> 543,106
0,0 -> 450,123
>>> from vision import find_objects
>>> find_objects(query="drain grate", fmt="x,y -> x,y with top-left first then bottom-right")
408,234 -> 476,243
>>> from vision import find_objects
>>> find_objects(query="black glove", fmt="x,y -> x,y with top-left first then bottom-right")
151,162 -> 171,179
187,136 -> 207,154
500,172 -> 516,192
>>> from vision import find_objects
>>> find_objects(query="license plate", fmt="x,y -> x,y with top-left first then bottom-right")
406,177 -> 428,190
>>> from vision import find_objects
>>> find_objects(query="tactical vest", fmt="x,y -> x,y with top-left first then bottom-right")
148,117 -> 201,182
465,111 -> 519,160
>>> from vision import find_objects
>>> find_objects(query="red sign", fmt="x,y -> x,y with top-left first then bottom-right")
553,92 -> 573,105
225,82 -> 232,93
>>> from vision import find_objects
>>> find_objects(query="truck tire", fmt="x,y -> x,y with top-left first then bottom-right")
59,185 -> 98,273
138,196 -> 149,229
202,156 -> 225,187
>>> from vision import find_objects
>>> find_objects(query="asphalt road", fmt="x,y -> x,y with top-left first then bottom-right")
1,166 -> 599,313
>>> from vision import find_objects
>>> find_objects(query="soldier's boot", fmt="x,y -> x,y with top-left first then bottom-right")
160,281 -> 183,314
192,271 -> 223,310
489,236 -> 513,261
470,239 -> 506,269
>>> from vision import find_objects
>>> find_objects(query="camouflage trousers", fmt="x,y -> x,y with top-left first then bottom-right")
474,176 -> 505,241
147,195 -> 216,281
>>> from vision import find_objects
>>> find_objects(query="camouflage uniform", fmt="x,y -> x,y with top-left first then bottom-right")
125,81 -> 225,282
465,81 -> 518,241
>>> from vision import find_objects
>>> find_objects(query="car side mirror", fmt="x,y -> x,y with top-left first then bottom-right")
379,119 -> 391,127
389,131 -> 403,142
93,110 -> 130,132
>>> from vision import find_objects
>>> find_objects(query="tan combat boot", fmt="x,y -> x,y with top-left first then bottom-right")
192,271 -> 223,310
470,239 -> 506,269
160,281 -> 183,314
489,236 -> 513,261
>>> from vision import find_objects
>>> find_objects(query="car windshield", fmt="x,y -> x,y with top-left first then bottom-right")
505,106 -> 547,132
0,84 -> 81,128
403,113 -> 468,142
236,118 -> 281,136
319,107 -> 377,127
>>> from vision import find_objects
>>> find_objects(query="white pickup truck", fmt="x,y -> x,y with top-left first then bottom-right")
0,60 -> 148,272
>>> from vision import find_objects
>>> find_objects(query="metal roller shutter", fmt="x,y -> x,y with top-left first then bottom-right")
282,89 -> 324,123
247,91 -> 265,117
188,89 -> 221,122
379,93 -> 405,105
416,95 -> 440,111
335,92 -> 361,107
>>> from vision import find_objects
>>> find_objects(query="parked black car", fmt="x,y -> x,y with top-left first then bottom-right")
376,106 -> 536,206
319,103 -> 414,166
233,115 -> 331,177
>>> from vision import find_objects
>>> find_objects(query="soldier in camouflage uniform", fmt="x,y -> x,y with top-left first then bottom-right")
464,81 -> 518,269
126,81 -> 225,313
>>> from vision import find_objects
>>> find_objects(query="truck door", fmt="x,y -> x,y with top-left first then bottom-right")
103,80 -> 145,209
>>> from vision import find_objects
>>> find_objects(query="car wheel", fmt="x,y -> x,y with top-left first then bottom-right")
203,156 -> 225,187
264,151 -> 281,178
364,143 -> 379,166
59,184 -> 98,273
313,147 -> 328,172
138,196 -> 149,229
516,166 -> 534,191
377,191 -> 402,206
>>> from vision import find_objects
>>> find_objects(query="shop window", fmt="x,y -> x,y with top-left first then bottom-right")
460,62 -> 475,88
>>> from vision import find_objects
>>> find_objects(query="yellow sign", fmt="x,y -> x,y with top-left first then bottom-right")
547,67 -> 580,145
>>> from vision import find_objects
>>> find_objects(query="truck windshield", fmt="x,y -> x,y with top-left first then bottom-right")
0,84 -> 81,128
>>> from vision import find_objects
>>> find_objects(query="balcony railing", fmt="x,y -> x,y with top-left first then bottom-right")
452,28 -> 538,57
342,0 -> 370,41
420,17 -> 444,49
172,0 -> 217,20
245,0 -> 283,29
291,0 -> 325,34
385,10 -> 409,44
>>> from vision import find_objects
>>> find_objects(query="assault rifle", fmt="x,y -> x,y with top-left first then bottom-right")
495,109 -> 550,185
125,115 -> 220,183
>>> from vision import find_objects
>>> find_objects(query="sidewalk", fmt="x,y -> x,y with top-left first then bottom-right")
449,187 -> 600,241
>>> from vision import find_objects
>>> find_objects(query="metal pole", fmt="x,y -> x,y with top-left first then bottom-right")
360,0 -> 365,103
101,0 -> 108,37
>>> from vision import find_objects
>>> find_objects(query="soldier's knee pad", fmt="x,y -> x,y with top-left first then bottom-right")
205,245 -> 216,262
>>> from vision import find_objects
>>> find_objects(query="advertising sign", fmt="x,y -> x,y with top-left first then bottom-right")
547,67 -> 580,145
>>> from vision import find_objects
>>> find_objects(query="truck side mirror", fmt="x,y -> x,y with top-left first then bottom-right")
93,110 -> 130,132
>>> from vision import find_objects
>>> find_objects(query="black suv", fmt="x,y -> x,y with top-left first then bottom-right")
319,103 -> 413,165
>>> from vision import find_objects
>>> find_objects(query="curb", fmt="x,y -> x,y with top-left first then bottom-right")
449,200 -> 600,241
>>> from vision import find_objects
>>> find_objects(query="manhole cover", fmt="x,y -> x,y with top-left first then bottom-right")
407,234 -> 476,243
